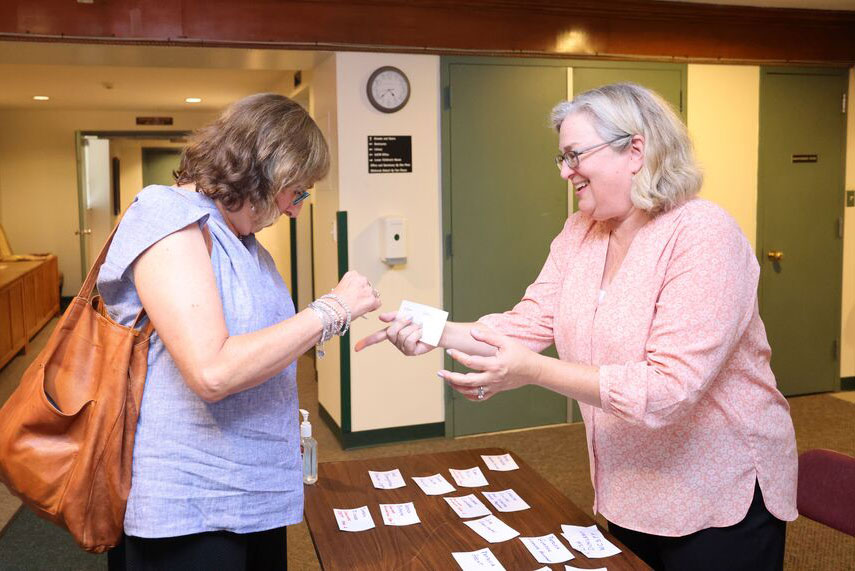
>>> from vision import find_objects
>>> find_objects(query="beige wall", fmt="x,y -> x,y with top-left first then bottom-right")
314,52 -> 446,432
312,54 -> 344,426
0,109 -> 216,295
842,68 -> 855,378
335,52 -> 444,432
687,65 -> 760,250
255,212 -> 292,292
292,85 -> 315,312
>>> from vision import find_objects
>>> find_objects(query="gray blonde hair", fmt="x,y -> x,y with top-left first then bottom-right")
550,83 -> 702,213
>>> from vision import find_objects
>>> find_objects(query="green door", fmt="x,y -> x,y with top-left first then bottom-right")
142,147 -> 182,187
758,68 -> 847,396
444,62 -> 569,437
572,65 -> 685,119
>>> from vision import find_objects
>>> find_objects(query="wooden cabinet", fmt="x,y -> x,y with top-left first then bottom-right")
0,256 -> 59,369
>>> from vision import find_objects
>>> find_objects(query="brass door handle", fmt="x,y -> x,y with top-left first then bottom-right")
767,250 -> 783,262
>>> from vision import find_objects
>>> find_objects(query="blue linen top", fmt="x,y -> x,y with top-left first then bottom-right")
97,185 -> 302,538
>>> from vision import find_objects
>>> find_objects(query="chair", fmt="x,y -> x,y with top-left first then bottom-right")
0,223 -> 12,257
0,223 -> 45,262
797,448 -> 855,536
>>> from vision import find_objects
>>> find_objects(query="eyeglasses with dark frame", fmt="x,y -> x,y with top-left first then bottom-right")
554,134 -> 632,171
291,190 -> 311,206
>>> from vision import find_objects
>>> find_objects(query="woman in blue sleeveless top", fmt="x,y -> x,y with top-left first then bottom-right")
100,94 -> 381,570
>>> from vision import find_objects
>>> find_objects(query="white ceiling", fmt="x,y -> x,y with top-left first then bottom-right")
0,42 -> 326,111
0,64 -> 298,111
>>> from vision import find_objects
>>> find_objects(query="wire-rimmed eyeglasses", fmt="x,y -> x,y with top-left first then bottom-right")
554,134 -> 632,171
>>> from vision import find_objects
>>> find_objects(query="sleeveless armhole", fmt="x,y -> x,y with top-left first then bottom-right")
97,186 -> 212,304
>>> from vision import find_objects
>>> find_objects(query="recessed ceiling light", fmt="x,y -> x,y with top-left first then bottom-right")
33,95 -> 50,101
185,97 -> 202,104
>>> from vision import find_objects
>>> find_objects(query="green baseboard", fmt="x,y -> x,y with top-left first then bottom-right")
842,377 -> 855,391
319,403 -> 444,450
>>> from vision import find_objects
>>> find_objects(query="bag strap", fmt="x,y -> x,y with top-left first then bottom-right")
78,221 -> 122,302
76,212 -> 154,336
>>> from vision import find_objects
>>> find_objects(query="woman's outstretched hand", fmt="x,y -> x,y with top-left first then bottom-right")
439,327 -> 539,401
354,312 -> 436,356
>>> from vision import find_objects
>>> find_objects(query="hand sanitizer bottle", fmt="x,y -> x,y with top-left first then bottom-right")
300,409 -> 318,485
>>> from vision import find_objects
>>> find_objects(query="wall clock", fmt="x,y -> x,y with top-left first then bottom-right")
366,66 -> 410,113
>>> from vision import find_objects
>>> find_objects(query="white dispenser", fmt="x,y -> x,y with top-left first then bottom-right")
380,216 -> 407,266
300,409 -> 318,485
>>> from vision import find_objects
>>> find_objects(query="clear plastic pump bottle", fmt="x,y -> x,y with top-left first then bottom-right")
300,409 -> 318,485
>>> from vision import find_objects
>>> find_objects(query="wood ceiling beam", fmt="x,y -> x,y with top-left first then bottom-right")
0,0 -> 853,64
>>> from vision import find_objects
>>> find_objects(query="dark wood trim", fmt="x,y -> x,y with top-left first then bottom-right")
1,1 -> 854,64
842,377 -> 855,391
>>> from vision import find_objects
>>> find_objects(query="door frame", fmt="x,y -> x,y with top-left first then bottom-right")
440,56 -> 688,436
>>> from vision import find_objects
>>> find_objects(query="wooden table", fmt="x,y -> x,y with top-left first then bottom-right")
304,447 -> 650,570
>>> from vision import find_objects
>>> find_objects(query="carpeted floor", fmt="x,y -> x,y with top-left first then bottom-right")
0,320 -> 853,570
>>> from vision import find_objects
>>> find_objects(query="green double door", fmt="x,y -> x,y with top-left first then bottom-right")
442,59 -> 685,436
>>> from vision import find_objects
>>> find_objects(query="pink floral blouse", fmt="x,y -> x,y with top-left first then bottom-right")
480,198 -> 798,536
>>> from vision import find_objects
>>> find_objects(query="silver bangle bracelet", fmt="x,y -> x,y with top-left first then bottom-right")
321,293 -> 352,336
313,299 -> 342,337
308,301 -> 337,357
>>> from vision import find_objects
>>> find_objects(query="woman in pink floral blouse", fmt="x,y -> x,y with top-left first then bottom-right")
358,83 -> 797,571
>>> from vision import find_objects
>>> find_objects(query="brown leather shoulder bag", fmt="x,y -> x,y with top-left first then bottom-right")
0,223 -> 152,553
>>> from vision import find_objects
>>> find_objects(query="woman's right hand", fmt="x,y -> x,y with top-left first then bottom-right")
331,270 -> 382,319
354,312 -> 436,356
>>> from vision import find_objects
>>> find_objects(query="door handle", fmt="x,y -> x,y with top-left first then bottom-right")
74,229 -> 92,236
767,250 -> 783,262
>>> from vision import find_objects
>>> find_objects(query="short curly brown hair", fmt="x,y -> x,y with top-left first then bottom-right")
175,93 -> 329,218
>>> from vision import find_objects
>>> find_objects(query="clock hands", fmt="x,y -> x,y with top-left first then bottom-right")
367,66 -> 410,112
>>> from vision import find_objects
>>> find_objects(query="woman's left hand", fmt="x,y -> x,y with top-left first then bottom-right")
439,327 -> 540,401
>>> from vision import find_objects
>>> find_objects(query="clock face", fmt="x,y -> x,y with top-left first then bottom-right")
367,66 -> 410,113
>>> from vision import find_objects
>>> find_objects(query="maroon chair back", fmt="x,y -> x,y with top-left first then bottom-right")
797,448 -> 855,536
